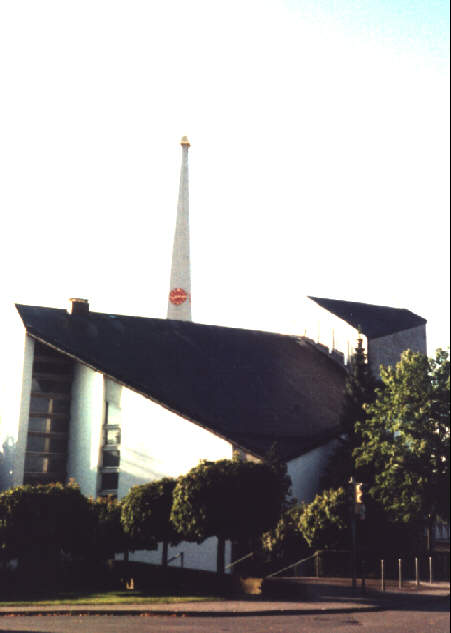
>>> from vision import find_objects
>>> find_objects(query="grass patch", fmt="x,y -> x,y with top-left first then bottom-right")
0,590 -> 223,607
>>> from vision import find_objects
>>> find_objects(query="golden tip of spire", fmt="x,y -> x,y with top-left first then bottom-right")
180,136 -> 190,147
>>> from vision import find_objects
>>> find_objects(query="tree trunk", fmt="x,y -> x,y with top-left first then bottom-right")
217,536 -> 226,575
162,540 -> 169,567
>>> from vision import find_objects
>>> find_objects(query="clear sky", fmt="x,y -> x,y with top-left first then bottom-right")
0,0 -> 449,355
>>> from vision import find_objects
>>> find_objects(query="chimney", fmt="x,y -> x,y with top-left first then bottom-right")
68,298 -> 89,315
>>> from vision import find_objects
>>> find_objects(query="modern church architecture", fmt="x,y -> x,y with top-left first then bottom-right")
0,138 -> 428,571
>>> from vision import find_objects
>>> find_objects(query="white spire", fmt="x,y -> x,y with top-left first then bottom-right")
167,136 -> 191,320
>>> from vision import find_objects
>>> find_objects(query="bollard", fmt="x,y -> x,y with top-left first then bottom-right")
398,558 -> 402,589
429,556 -> 432,584
381,559 -> 385,592
415,557 -> 419,587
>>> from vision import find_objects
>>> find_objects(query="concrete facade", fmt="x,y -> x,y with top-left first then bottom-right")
367,324 -> 427,375
67,363 -> 104,495
302,297 -> 427,376
287,438 -> 339,503
301,298 -> 364,366
2,337 -> 235,572
0,311 -> 34,490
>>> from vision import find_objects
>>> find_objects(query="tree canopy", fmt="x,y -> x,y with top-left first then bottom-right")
121,477 -> 180,564
321,337 -> 376,490
354,349 -> 450,539
297,487 -> 348,551
171,458 -> 289,573
89,495 -> 131,560
0,481 -> 93,562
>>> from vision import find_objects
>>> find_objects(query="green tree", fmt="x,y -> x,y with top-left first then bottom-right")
121,477 -> 180,566
261,502 -> 307,565
354,349 -> 450,552
321,338 -> 376,489
89,496 -> 130,561
297,487 -> 348,551
263,443 -> 293,508
0,481 -> 94,580
171,459 -> 288,574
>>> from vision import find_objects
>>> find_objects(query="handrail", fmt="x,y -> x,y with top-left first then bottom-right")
225,551 -> 254,570
167,552 -> 184,567
265,551 -> 318,578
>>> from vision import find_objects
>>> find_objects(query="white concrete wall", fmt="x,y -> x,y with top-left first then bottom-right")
117,386 -> 234,572
65,364 -> 234,571
301,299 -> 364,365
368,324 -> 427,376
67,363 -> 104,498
287,439 -> 339,504
0,308 -> 34,490
12,335 -> 34,488
126,537 -> 232,574
117,387 -> 233,494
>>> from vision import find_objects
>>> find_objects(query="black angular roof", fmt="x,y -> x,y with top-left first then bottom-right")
308,297 -> 426,339
16,304 -> 347,461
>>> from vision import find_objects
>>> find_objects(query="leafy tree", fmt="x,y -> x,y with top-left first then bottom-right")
261,502 -> 307,565
263,443 -> 293,508
0,481 -> 93,569
354,349 -> 450,552
121,477 -> 180,565
89,496 -> 130,561
171,459 -> 288,574
321,337 -> 376,489
297,487 -> 348,550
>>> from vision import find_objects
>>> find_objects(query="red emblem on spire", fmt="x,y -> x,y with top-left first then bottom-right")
169,288 -> 189,305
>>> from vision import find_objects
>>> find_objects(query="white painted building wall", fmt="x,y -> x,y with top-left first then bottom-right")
67,363 -> 105,497
0,315 -> 34,490
301,298 -> 364,365
65,363 -> 234,572
287,438 -> 339,504
117,386 -> 234,572
118,387 -> 233,493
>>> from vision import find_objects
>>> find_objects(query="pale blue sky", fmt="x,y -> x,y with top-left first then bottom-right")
0,0 -> 449,355
285,0 -> 449,60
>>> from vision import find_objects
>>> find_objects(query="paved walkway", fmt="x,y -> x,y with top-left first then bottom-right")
0,581 -> 448,618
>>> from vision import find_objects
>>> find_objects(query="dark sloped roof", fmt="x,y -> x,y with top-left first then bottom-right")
308,297 -> 426,339
16,304 -> 347,462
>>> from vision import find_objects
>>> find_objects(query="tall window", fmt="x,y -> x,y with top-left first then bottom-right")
98,378 -> 122,495
24,341 -> 73,484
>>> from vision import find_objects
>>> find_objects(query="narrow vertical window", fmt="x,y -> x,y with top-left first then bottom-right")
98,378 -> 122,495
24,341 -> 73,485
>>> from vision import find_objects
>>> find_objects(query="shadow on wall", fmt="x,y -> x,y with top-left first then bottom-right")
119,447 -> 173,494
0,437 -> 16,490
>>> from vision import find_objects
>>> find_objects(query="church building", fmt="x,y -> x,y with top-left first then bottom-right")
0,137 -> 427,572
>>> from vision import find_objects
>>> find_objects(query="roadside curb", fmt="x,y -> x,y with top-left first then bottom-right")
0,604 -> 383,618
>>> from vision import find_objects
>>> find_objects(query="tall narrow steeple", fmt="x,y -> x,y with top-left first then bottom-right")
167,136 -> 191,320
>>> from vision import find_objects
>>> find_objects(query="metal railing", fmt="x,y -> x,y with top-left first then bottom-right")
225,552 -> 254,571
167,552 -> 184,568
265,551 -> 318,579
